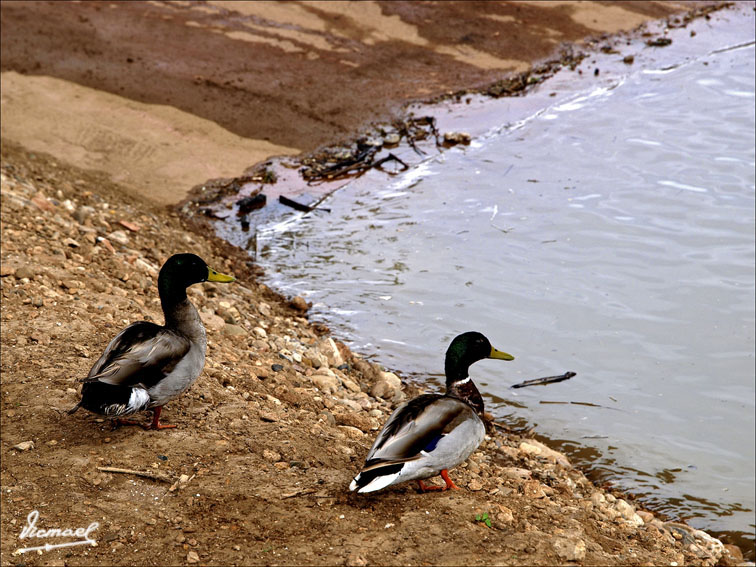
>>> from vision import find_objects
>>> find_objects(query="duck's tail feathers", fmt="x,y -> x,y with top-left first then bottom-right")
77,382 -> 151,417
350,462 -> 404,493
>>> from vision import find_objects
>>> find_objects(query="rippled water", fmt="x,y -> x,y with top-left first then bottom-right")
252,30 -> 755,550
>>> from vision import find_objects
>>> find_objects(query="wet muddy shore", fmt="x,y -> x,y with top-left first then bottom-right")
1,1 -> 753,564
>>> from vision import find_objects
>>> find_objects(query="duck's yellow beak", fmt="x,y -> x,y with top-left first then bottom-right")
207,267 -> 235,283
489,346 -> 514,361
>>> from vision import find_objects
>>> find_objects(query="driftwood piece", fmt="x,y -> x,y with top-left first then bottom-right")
511,371 -> 576,389
97,466 -> 173,483
279,195 -> 330,213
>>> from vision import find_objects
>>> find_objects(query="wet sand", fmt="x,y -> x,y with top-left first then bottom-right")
1,0 -> 697,205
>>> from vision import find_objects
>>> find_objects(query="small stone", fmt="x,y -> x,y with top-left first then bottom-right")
340,377 -> 361,393
519,440 -> 570,467
636,510 -> 654,524
263,449 -> 281,462
723,544 -> 743,564
200,311 -> 225,332
502,467 -> 531,481
338,425 -> 364,440
271,363 -> 284,372
312,373 -> 339,395
259,412 -> 279,423
73,205 -> 96,224
335,398 -> 362,412
468,479 -> 484,491
222,324 -> 247,337
253,327 -> 268,339
14,265 -> 35,280
289,296 -> 308,311
319,337 -> 344,367
591,491 -> 606,506
12,441 -> 34,451
496,504 -> 514,523
522,479 -> 547,499
623,55 -> 635,65
0,265 -> 15,277
107,230 -> 129,245
32,193 -> 55,212
553,537 -> 586,562
383,133 -> 401,146
346,551 -> 367,567
186,550 -> 200,564
118,220 -> 140,232
443,131 -> 471,145
63,238 -> 80,248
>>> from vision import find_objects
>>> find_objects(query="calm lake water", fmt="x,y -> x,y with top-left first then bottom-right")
246,19 -> 755,551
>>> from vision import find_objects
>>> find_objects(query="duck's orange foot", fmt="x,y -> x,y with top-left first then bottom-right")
417,470 -> 461,492
113,407 -> 176,430
440,469 -> 461,490
146,406 -> 176,430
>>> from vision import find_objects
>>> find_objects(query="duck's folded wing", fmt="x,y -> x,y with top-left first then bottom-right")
81,322 -> 191,388
365,395 -> 472,464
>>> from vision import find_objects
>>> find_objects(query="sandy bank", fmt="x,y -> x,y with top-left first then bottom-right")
1,0 -> 696,205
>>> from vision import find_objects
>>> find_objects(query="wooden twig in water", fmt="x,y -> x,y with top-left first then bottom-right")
511,371 -> 576,389
97,466 -> 173,483
279,195 -> 331,213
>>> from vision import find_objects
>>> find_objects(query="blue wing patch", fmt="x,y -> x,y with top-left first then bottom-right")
423,434 -> 445,453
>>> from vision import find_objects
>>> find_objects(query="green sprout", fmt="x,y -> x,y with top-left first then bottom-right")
475,512 -> 492,528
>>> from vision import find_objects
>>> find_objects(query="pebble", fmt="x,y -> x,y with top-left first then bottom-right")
263,449 -> 281,462
312,373 -> 339,395
186,550 -> 200,564
522,479 -> 547,499
253,327 -> 268,339
319,337 -> 343,367
289,296 -> 308,311
15,265 -> 35,280
497,504 -> 514,523
553,537 -> 586,562
591,491 -> 606,506
200,310 -> 225,332
443,131 -> 471,145
222,324 -> 247,337
12,441 -> 35,451
107,230 -> 129,245
519,440 -> 571,467
468,479 -> 484,491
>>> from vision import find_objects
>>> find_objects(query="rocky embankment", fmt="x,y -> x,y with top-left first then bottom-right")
1,143 -> 747,565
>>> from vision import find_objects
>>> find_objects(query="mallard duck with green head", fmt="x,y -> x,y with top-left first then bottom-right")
68,253 -> 235,430
349,331 -> 513,493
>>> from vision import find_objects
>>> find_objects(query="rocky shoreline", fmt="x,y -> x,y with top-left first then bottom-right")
1,142 -> 748,566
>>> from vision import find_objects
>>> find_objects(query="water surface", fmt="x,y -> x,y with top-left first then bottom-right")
253,28 -> 755,551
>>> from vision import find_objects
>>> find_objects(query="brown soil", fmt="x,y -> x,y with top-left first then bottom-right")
1,142 -> 740,566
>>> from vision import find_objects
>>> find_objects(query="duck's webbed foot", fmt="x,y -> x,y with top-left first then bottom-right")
417,470 -> 461,492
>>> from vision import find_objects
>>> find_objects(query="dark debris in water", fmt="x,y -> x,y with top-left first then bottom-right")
646,37 -> 673,48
